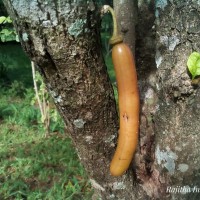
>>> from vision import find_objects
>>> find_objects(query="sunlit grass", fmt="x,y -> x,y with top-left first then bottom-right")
0,121 -> 92,199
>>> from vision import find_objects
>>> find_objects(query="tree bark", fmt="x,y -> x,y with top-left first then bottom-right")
3,0 -> 200,199
136,0 -> 200,199
113,0 -> 137,54
3,0 -> 136,199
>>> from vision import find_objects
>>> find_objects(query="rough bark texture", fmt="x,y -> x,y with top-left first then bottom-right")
135,0 -> 200,199
113,0 -> 137,54
3,0 -> 136,199
3,0 -> 200,199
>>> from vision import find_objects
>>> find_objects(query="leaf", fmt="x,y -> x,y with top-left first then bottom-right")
5,16 -> 12,23
0,35 -> 6,42
187,52 -> 200,79
0,16 -> 6,24
0,29 -> 12,36
16,35 -> 20,42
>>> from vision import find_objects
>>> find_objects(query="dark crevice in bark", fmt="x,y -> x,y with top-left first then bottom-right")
47,12 -> 51,21
134,1 -> 166,198
36,0 -> 44,13
43,48 -> 58,72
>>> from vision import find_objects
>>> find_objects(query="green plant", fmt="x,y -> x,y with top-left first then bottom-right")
0,123 -> 92,199
31,62 -> 50,136
0,16 -> 12,24
1,103 -> 39,126
8,80 -> 26,97
31,61 -> 65,136
0,16 -> 19,42
0,62 -> 10,86
187,52 -> 200,80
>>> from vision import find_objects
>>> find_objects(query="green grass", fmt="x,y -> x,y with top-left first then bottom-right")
0,89 -> 92,200
0,124 -> 92,199
0,44 -> 92,200
0,122 -> 92,199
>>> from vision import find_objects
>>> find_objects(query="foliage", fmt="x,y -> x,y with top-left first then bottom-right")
187,52 -> 200,80
0,61 -> 10,86
31,62 -> 65,136
8,80 -> 26,97
0,27 -> 18,42
0,16 -> 12,24
0,16 -> 18,42
101,30 -> 118,105
0,43 -> 33,87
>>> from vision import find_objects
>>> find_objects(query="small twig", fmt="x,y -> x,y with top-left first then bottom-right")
42,86 -> 46,121
31,61 -> 51,137
31,61 -> 44,118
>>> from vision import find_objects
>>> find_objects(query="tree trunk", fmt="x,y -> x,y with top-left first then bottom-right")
135,0 -> 200,199
2,0 -> 135,199
3,0 -> 200,199
113,0 -> 137,54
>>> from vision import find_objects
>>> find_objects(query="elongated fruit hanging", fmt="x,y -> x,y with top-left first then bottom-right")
102,5 -> 140,176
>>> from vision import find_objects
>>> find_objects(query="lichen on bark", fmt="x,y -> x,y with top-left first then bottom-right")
3,0 -> 138,199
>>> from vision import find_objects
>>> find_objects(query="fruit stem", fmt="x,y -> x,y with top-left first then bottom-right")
102,5 -> 123,45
